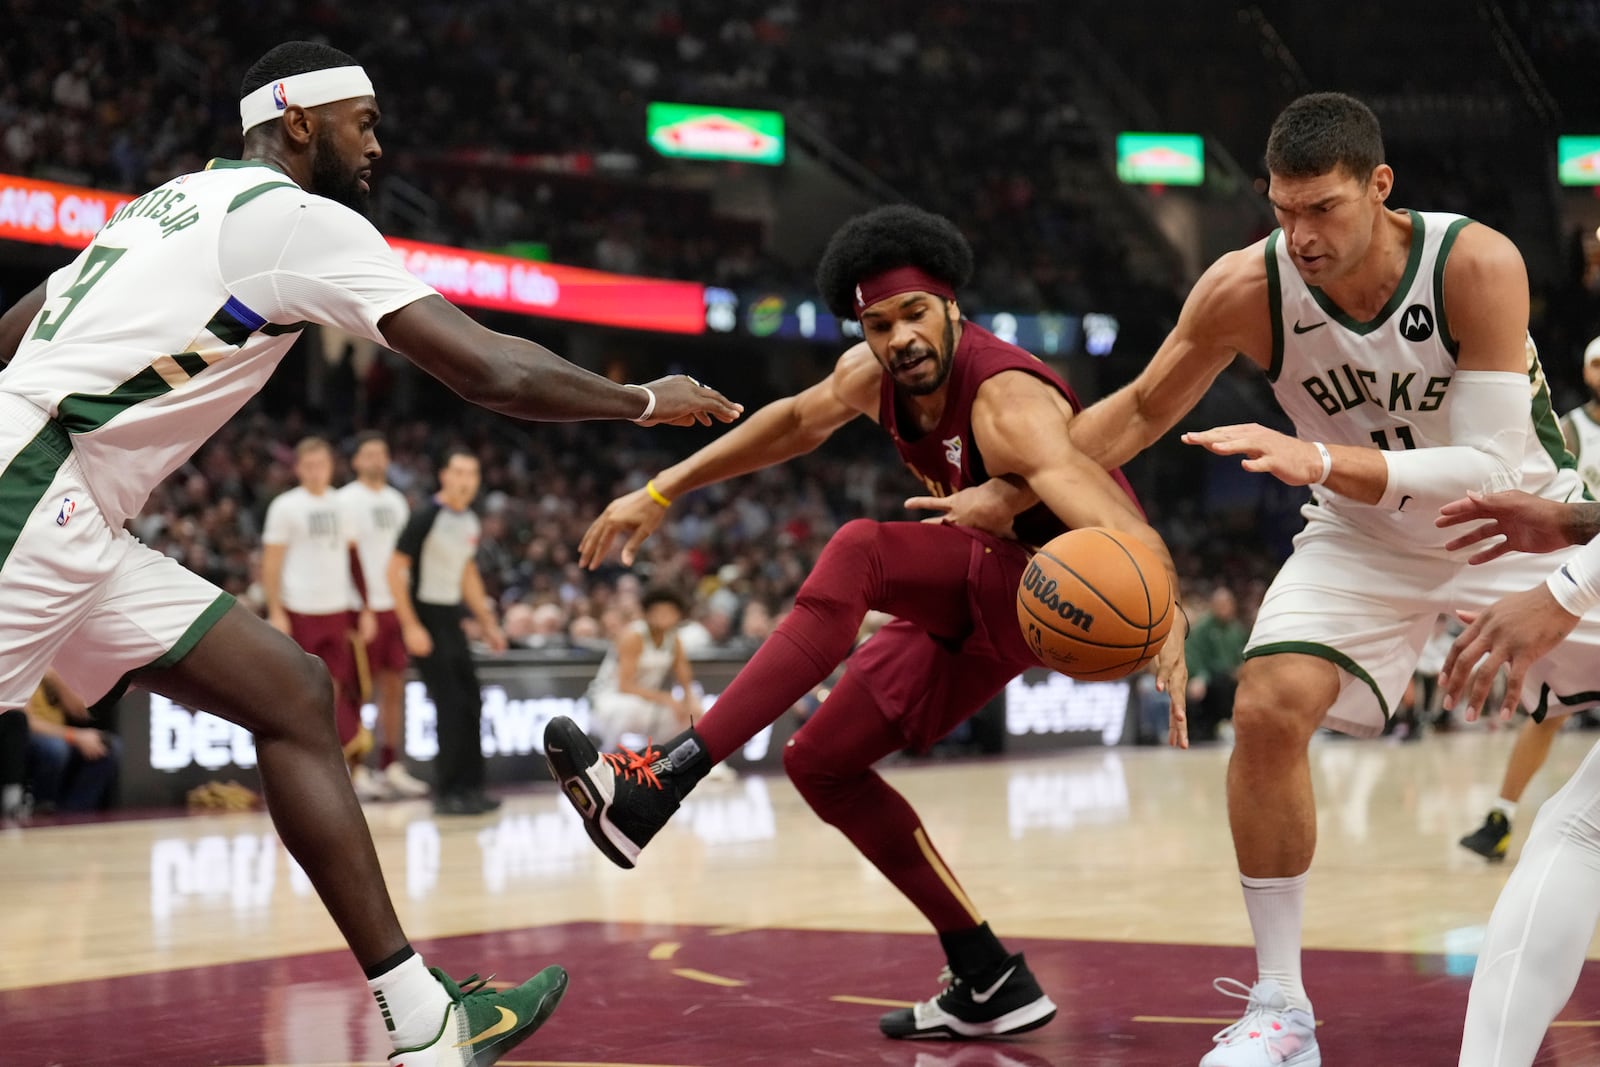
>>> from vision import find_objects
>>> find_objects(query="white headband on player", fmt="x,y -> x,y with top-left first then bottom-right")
240,65 -> 375,133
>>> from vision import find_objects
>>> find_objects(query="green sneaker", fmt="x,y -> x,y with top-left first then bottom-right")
389,966 -> 569,1067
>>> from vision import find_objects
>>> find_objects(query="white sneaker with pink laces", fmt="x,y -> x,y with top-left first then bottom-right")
1198,978 -> 1320,1066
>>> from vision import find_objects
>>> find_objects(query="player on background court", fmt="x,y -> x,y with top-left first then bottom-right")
262,436 -> 371,778
1457,335 -> 1600,861
944,92 -> 1600,1066
0,40 -> 738,1067
338,431 -> 429,799
1434,488 -> 1600,1067
545,204 -> 1190,1042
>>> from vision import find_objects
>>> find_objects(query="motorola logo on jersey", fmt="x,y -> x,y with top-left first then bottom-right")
1400,304 -> 1435,343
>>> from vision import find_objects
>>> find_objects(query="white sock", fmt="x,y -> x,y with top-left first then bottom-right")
1492,797 -> 1517,819
368,952 -> 452,1051
1462,740 -> 1600,1067
1241,871 -> 1311,1013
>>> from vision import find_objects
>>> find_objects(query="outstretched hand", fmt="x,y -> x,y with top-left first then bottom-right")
1441,586 -> 1579,721
639,375 -> 743,427
1182,424 -> 1325,486
1436,490 -> 1576,564
579,485 -> 668,569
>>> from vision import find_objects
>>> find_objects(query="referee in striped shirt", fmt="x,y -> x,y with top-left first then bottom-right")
388,446 -> 506,816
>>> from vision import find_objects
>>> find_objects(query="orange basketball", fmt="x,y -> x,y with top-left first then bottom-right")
1016,527 -> 1173,680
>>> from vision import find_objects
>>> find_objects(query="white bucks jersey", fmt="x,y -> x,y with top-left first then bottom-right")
2,159 -> 433,525
1563,406 -> 1600,496
1265,209 -> 1580,555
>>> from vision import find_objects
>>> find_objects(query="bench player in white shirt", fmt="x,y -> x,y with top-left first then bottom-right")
338,431 -> 429,800
262,436 -> 371,778
950,92 -> 1600,1066
0,40 -> 739,1067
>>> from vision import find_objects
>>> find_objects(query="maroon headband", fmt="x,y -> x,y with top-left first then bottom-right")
852,265 -> 956,317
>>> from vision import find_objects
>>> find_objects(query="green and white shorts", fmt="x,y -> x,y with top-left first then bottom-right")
1245,508 -> 1600,737
0,396 -> 232,708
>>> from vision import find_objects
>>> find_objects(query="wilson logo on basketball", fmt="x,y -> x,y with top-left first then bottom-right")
1021,561 -> 1095,632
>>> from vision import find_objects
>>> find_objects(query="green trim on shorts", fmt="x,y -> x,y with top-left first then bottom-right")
0,419 -> 72,576
1242,640 -> 1390,719
1531,683 -> 1600,724
147,592 -> 236,670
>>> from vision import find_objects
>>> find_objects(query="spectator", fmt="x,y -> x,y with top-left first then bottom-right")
585,586 -> 701,750
1184,586 -> 1249,743
23,670 -> 122,813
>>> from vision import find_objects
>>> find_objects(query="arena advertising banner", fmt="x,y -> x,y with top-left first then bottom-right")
0,174 -> 132,248
384,237 -> 707,334
1557,136 -> 1600,186
117,655 -> 1131,808
647,102 -> 786,165
1116,132 -> 1205,187
0,171 -> 707,334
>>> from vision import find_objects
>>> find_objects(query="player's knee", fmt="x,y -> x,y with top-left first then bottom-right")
282,653 -> 337,733
823,519 -> 882,564
782,734 -> 838,802
1230,685 -> 1318,749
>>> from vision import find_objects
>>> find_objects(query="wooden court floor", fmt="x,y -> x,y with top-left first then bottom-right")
5,727 -> 1600,1065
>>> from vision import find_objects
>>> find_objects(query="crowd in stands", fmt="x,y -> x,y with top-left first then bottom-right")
0,0 -> 1174,320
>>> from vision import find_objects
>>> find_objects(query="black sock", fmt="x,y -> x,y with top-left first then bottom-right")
363,943 -> 417,981
939,922 -> 1009,980
660,727 -> 712,798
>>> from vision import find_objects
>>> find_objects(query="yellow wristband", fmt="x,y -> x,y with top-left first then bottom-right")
645,479 -> 673,508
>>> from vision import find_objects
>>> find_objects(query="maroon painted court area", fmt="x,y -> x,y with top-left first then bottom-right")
6,922 -> 1600,1066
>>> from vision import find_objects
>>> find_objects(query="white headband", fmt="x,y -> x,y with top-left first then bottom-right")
240,65 -> 375,133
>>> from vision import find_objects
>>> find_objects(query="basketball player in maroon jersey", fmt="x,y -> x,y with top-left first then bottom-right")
545,205 -> 1190,1040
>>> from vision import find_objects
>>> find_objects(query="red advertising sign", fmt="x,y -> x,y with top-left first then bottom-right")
386,237 -> 705,334
0,172 -> 706,335
0,174 -> 133,249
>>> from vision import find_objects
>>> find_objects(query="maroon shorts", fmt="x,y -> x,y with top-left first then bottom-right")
287,609 -> 359,691
365,609 -> 409,674
847,525 -> 1039,750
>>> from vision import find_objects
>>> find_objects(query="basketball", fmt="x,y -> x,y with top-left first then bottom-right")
1016,527 -> 1174,680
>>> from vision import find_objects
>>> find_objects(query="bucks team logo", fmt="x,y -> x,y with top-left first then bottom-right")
943,435 -> 963,469
272,82 -> 289,110
1400,304 -> 1435,343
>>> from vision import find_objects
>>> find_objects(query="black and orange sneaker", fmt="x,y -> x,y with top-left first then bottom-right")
1459,810 -> 1512,862
543,717 -> 708,868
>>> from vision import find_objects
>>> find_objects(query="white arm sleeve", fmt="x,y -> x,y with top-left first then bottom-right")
1377,371 -> 1529,511
218,191 -> 436,345
1548,537 -> 1600,616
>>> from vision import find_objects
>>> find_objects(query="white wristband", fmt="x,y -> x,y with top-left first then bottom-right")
1312,441 -> 1332,486
627,383 -> 657,424
1547,547 -> 1600,617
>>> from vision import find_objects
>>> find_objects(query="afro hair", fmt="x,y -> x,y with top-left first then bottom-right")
815,205 -> 974,319
241,41 -> 360,99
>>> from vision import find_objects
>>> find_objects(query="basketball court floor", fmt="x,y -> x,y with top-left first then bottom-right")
6,728 -> 1600,1066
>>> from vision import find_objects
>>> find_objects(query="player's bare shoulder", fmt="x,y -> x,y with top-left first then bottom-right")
831,341 -> 883,420
1178,240 -> 1275,370
1440,220 -> 1529,302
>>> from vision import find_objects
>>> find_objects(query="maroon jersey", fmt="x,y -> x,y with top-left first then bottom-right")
877,321 -> 1141,547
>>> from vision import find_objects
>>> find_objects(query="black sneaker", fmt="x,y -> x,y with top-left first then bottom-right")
1460,810 -> 1511,862
433,792 -> 499,817
879,953 -> 1057,1040
543,716 -> 702,869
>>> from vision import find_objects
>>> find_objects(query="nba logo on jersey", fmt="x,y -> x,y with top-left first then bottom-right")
272,83 -> 289,110
56,497 -> 76,527
943,436 -> 963,469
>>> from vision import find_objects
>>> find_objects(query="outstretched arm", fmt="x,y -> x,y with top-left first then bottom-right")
380,295 -> 741,426
579,343 -> 881,568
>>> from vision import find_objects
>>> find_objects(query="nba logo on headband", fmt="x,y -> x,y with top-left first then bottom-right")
272,83 -> 289,110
